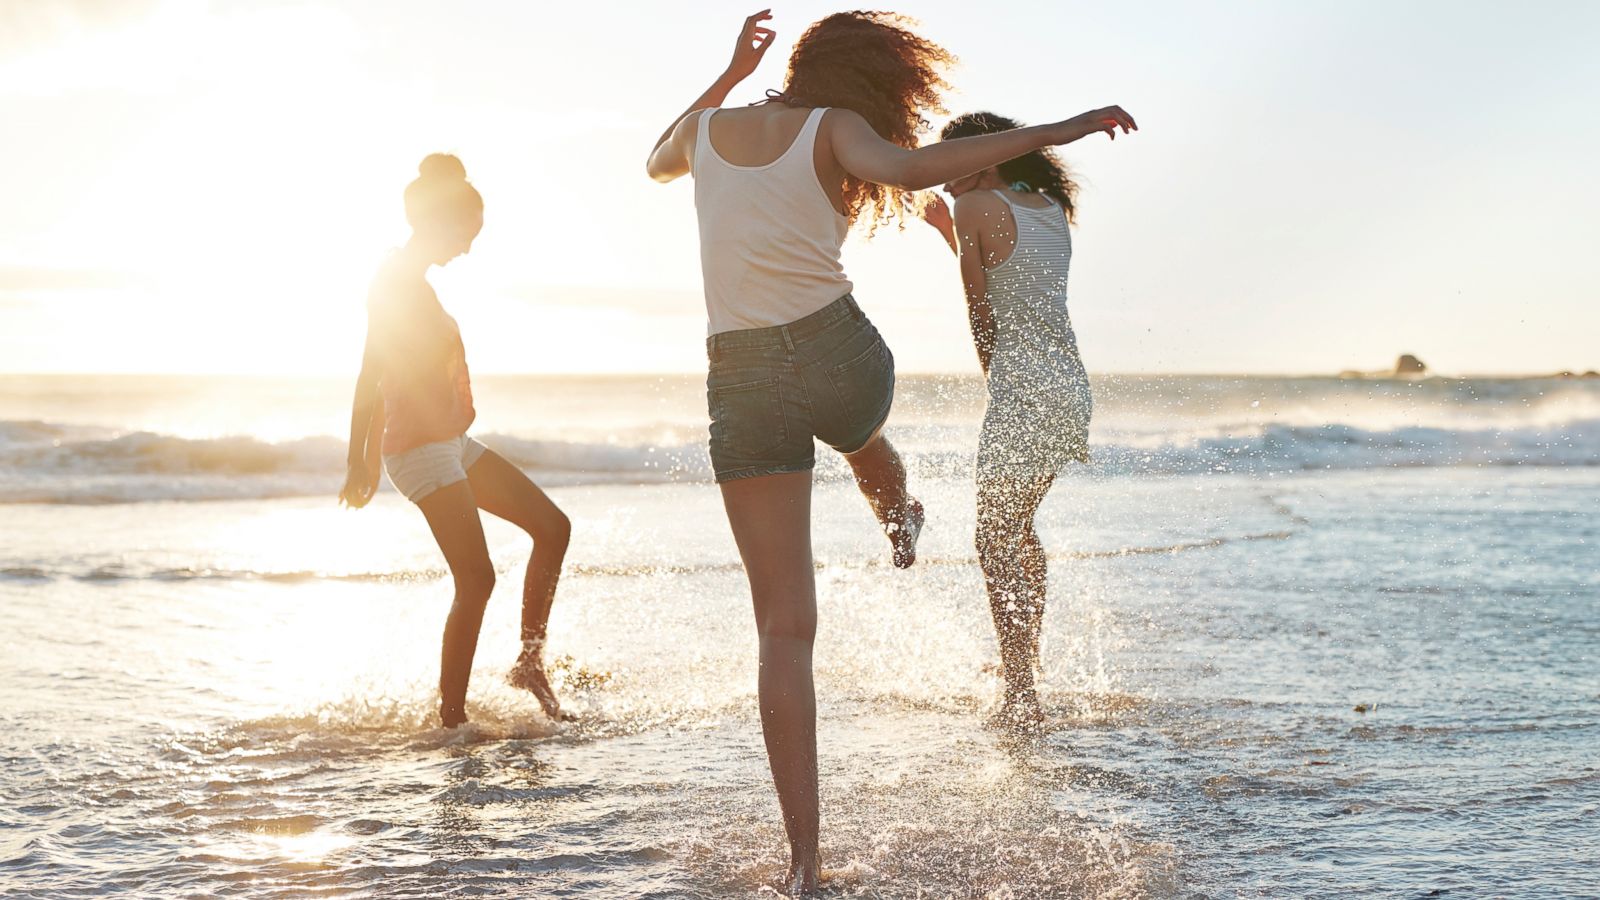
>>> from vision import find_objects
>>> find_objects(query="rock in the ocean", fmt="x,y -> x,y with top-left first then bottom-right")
1394,354 -> 1427,376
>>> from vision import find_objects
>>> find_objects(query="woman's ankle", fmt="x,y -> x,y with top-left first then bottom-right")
439,701 -> 468,728
1002,672 -> 1039,705
787,845 -> 821,879
515,636 -> 546,664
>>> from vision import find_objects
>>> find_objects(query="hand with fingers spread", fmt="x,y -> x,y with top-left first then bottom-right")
725,9 -> 776,82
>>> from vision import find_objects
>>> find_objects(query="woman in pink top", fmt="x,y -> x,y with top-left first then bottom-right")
647,10 -> 1135,893
340,154 -> 573,729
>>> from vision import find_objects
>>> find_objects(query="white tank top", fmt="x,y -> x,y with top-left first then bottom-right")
692,106 -> 853,335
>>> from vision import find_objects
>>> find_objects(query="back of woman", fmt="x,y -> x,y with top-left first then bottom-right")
925,109 -> 1139,735
692,104 -> 852,333
981,189 -> 1089,409
681,98 -> 902,486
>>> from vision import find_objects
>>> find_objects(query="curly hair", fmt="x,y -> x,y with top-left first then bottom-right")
782,11 -> 954,233
941,112 -> 1079,224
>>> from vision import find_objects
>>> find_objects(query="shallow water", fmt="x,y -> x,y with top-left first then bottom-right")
2,376 -> 1598,896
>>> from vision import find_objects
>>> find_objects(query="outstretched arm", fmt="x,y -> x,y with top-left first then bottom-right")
830,106 -> 1137,192
646,10 -> 777,182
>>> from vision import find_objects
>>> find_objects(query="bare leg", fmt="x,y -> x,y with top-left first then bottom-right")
721,471 -> 821,895
416,480 -> 497,728
465,450 -> 573,720
1016,524 -> 1048,665
975,474 -> 1055,732
843,433 -> 923,568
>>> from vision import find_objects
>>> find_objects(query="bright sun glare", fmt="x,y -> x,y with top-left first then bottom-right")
6,4 -> 418,374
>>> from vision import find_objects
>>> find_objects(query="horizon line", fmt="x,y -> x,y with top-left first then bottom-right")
2,369 -> 1597,380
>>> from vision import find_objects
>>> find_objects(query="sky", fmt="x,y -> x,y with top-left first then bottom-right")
0,0 -> 1597,376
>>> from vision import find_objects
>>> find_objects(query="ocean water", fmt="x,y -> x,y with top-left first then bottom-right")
1,373 -> 1596,898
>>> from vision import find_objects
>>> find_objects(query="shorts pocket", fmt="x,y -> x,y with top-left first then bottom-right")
708,377 -> 789,459
826,338 -> 895,427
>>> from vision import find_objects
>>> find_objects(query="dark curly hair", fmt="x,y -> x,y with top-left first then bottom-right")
940,112 -> 1079,224
782,11 -> 954,233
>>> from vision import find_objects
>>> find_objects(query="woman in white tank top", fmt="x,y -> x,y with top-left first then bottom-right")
923,111 -> 1123,736
647,12 -> 1137,893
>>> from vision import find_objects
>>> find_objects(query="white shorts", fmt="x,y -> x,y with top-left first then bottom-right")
383,435 -> 488,503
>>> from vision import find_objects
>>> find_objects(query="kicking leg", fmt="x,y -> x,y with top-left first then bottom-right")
465,449 -> 573,720
843,433 -> 923,569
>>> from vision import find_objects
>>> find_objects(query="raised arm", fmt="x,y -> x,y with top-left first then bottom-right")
830,106 -> 1137,192
646,10 -> 777,182
339,324 -> 385,509
952,195 -> 998,374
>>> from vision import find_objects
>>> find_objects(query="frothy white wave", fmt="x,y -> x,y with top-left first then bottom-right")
0,424 -> 713,503
2,411 -> 1595,504
1094,417 -> 1600,474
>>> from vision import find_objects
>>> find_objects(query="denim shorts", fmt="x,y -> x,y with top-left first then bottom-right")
383,434 -> 487,502
705,294 -> 895,483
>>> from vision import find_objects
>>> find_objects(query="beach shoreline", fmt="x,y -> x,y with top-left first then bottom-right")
3,465 -> 1597,896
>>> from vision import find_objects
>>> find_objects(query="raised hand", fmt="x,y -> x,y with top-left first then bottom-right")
1062,105 -> 1138,142
725,9 -> 776,82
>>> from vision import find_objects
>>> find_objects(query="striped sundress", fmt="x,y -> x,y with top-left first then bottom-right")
976,189 -> 1093,481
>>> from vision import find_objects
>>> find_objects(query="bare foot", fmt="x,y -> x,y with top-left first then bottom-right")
440,703 -> 469,729
985,688 -> 1045,738
886,498 -> 924,569
786,856 -> 821,897
508,656 -> 575,722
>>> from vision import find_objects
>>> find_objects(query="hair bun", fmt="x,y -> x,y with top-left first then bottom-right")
417,153 -> 467,183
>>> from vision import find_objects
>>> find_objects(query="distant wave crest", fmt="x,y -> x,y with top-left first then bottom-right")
1,415 -> 1596,504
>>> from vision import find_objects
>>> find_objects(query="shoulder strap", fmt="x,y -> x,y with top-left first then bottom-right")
796,107 -> 828,163
1051,195 -> 1071,229
692,108 -> 718,169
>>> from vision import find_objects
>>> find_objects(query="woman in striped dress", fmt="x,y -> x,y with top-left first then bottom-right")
924,111 -> 1109,733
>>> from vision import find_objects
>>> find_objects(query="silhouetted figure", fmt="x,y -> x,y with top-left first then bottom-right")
341,154 -> 572,728
646,11 -> 1136,894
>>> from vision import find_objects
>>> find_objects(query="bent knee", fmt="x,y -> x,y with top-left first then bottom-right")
532,510 -> 572,550
455,562 -> 496,599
